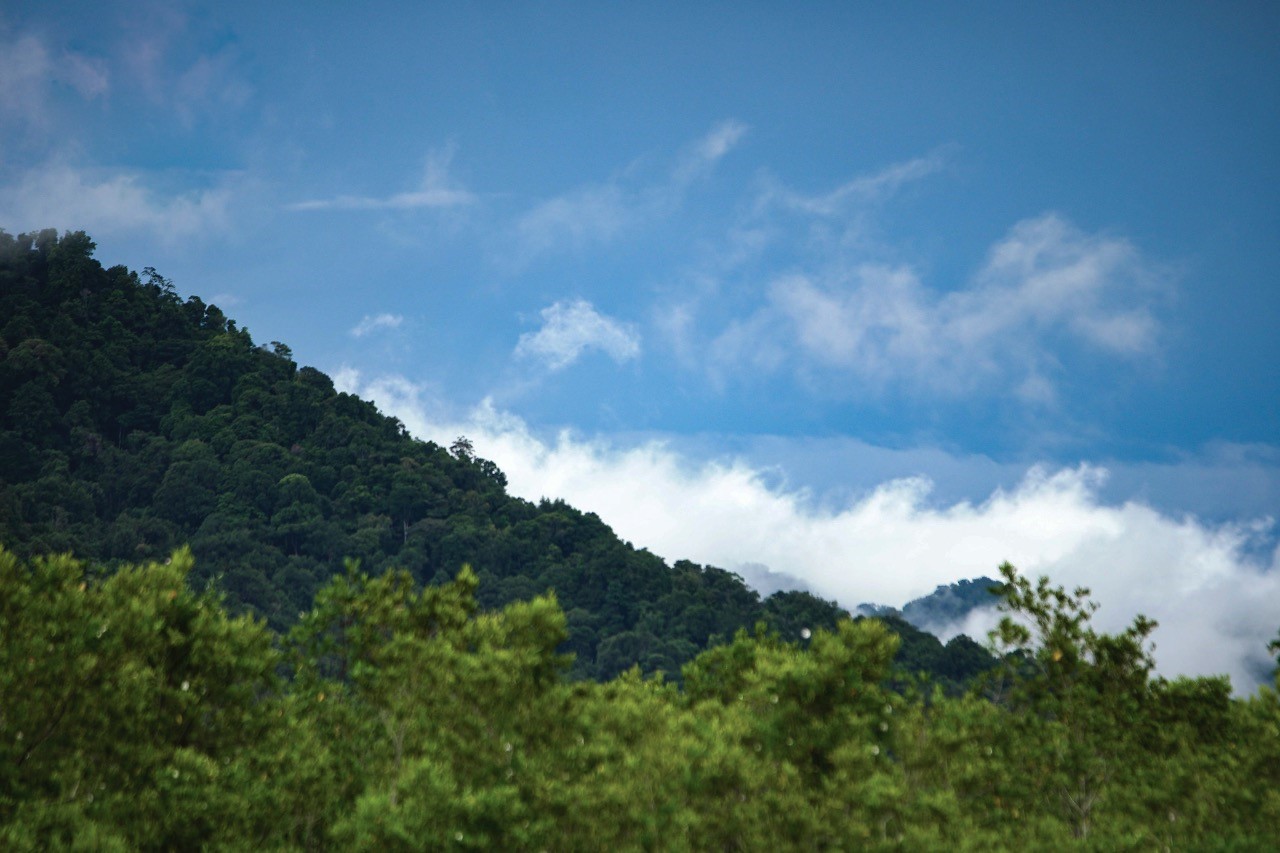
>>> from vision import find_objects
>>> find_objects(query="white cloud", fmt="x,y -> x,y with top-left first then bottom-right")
0,163 -> 232,242
335,369 -> 1280,692
0,32 -> 108,126
0,10 -> 246,131
711,213 -> 1162,399
0,34 -> 53,122
696,120 -> 749,164
60,52 -> 110,100
759,152 -> 946,217
112,7 -> 253,127
116,4 -> 189,100
513,184 -> 630,257
172,47 -> 252,128
659,152 -> 949,386
706,310 -> 788,381
769,264 -> 935,377
672,119 -> 749,185
350,313 -> 404,338
507,120 -> 746,265
514,300 -> 640,370
956,214 -> 1159,355
288,147 -> 476,212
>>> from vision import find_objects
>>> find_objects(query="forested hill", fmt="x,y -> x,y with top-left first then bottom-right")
0,228 -> 990,683
860,576 -> 1001,632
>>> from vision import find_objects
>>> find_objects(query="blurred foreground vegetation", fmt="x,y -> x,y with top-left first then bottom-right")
3,549 -> 1278,850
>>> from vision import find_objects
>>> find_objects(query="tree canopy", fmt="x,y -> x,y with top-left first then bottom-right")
1,547 -> 1276,849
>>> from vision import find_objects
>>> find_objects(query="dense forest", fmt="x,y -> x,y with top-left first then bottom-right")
3,230 -> 1279,848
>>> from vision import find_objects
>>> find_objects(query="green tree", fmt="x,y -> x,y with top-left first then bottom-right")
983,562 -> 1160,840
0,547 -> 279,850
280,562 -> 572,849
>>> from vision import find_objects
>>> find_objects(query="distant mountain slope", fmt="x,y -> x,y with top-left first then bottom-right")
891,576 -> 1003,628
861,577 -> 1001,628
0,229 -> 993,685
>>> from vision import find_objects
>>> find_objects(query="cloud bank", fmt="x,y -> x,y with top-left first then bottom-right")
335,369 -> 1280,692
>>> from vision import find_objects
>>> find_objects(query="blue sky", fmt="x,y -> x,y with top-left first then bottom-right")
3,2 -> 1279,686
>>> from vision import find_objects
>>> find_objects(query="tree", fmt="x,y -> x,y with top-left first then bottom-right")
982,561 -> 1160,840
283,562 -> 573,848
0,547 -> 279,849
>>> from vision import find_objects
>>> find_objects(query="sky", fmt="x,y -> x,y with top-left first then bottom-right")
2,1 -> 1279,689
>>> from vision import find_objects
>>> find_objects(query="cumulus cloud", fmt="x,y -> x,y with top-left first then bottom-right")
333,368 -> 1280,692
289,147 -> 476,212
0,163 -> 232,242
711,213 -> 1162,399
350,313 -> 404,337
514,300 -> 641,370
959,214 -> 1160,354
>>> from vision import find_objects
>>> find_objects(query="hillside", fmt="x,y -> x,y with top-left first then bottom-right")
0,229 -> 991,685
861,576 -> 1001,629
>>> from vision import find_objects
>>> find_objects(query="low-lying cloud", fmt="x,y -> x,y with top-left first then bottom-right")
336,368 -> 1280,692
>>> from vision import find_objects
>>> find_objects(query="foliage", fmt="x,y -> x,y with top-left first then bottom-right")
0,547 -> 277,849
2,547 -> 1276,849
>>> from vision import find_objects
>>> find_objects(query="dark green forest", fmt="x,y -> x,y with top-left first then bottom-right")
3,230 -> 1279,849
